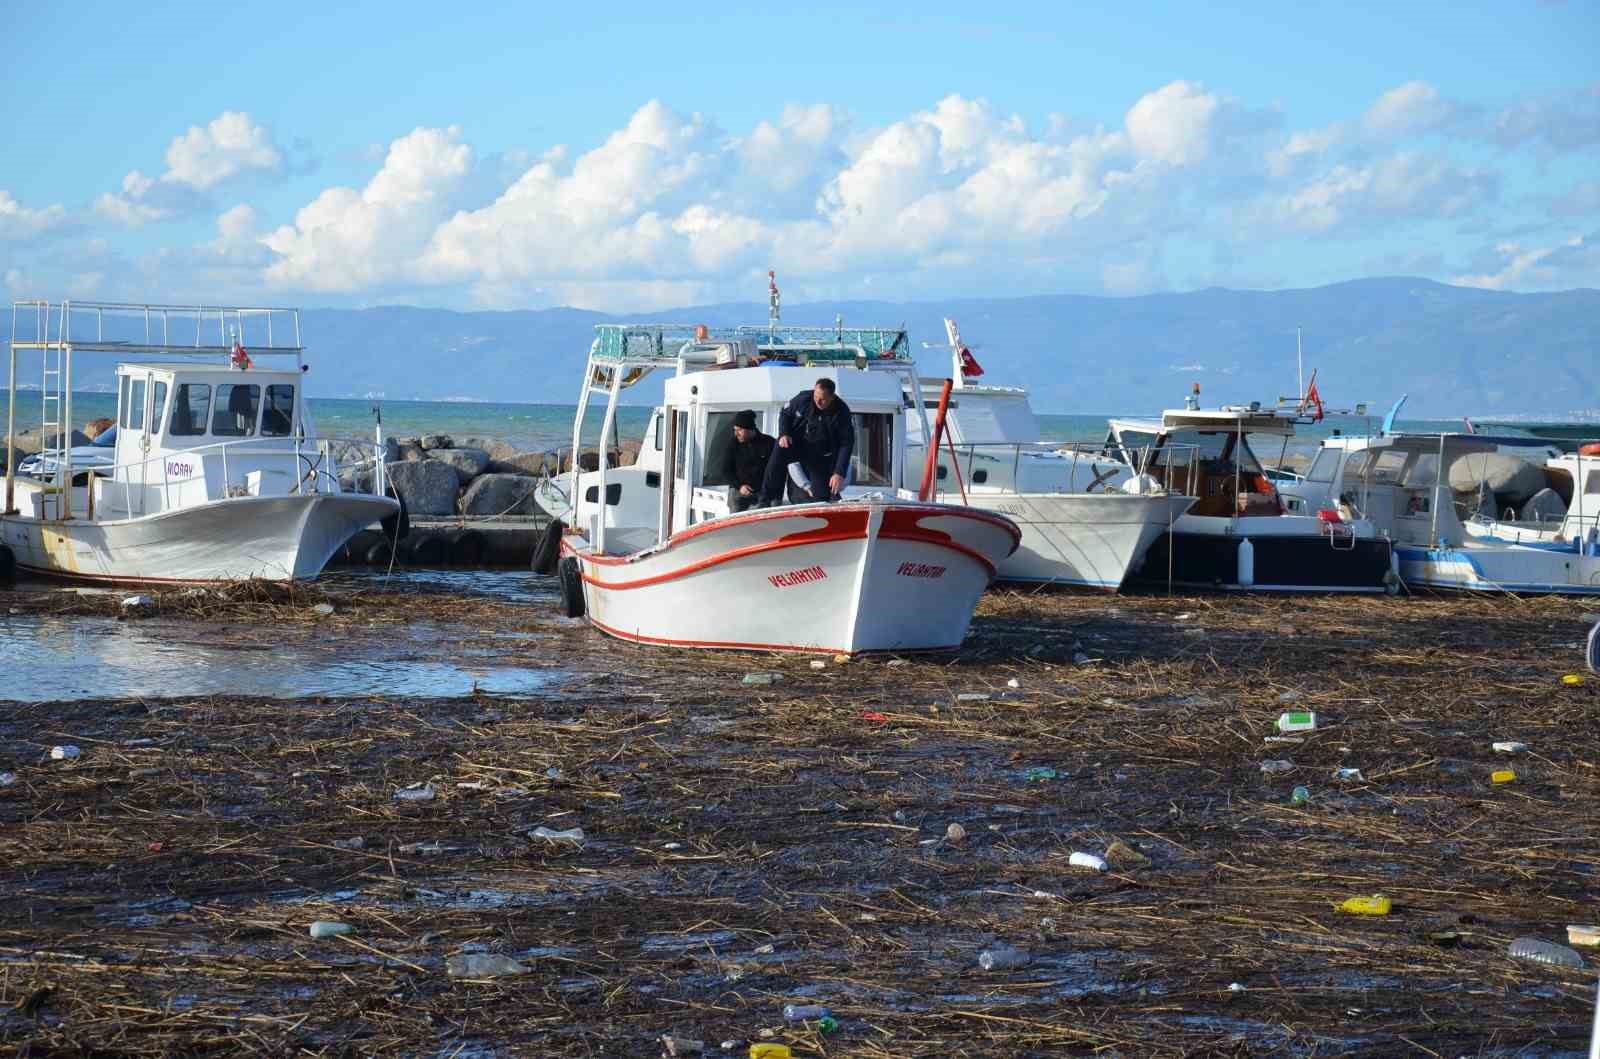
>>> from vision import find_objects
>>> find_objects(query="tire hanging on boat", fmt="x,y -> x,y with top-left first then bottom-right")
558,554 -> 586,618
450,529 -> 486,567
531,520 -> 564,574
406,534 -> 447,567
380,490 -> 410,543
0,543 -> 14,585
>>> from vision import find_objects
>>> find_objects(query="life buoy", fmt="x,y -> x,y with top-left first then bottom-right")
1579,442 -> 1600,457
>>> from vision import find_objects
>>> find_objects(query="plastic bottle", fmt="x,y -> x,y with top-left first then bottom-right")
445,953 -> 529,978
1290,786 -> 1310,805
1260,760 -> 1295,774
977,944 -> 1032,970
1069,851 -> 1107,872
309,921 -> 352,939
782,1004 -> 831,1021
1277,711 -> 1317,732
742,672 -> 784,686
1492,741 -> 1527,753
1025,767 -> 1057,782
50,745 -> 81,761
1507,937 -> 1585,969
1491,769 -> 1516,784
1336,895 -> 1392,916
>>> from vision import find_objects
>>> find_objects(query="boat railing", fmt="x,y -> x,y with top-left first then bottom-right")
907,439 -> 1200,498
40,435 -> 386,521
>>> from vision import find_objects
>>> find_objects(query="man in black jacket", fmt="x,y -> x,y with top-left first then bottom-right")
757,377 -> 854,505
723,409 -> 774,513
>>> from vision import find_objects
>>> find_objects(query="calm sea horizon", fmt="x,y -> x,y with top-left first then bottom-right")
0,389 -> 1497,458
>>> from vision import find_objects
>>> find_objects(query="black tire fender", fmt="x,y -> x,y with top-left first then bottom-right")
380,491 -> 411,543
532,519 -> 564,574
451,529 -> 486,567
558,554 -> 586,618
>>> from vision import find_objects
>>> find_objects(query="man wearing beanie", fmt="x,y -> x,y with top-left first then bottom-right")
724,409 -> 775,513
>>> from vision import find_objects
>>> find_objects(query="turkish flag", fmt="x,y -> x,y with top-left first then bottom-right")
958,345 -> 984,378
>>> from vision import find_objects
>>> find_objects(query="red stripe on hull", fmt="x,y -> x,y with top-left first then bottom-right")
585,613 -> 961,655
578,529 -> 865,590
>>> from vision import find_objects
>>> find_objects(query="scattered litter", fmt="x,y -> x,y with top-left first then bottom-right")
1492,741 -> 1527,754
1491,769 -> 1516,785
393,783 -> 435,802
311,603 -> 335,617
127,767 -> 161,779
1277,711 -> 1317,732
1506,937 -> 1585,969
49,745 -> 81,761
1069,851 -> 1108,872
1566,925 -> 1599,947
445,953 -> 529,978
1560,673 -> 1583,687
1337,895 -> 1392,916
527,826 -> 586,845
1025,767 -> 1057,782
0,772 -> 14,787
860,710 -> 888,723
808,660 -> 827,670
119,594 -> 154,615
944,822 -> 966,843
1228,982 -> 1245,992
123,738 -> 157,747
977,944 -> 1032,970
886,658 -> 908,667
330,836 -> 365,850
455,780 -> 492,790
1264,735 -> 1302,744
1333,768 -> 1364,782
816,1016 -> 839,1035
832,654 -> 850,664
662,842 -> 683,851
1260,760 -> 1295,774
1072,651 -> 1093,665
660,1034 -> 704,1056
309,921 -> 352,939
1291,785 -> 1310,805
1175,612 -> 1194,620
397,840 -> 458,855
1278,690 -> 1304,702
545,767 -> 561,779
748,1045 -> 792,1059
1006,677 -> 1021,688
752,943 -> 774,955
782,1003 -> 831,1022
1105,838 -> 1151,868
742,672 -> 783,686
955,691 -> 991,702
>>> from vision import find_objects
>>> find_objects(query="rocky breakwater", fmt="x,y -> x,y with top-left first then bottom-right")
378,434 -> 642,518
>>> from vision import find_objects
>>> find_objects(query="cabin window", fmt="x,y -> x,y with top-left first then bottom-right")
121,377 -> 147,431
1400,453 -> 1439,488
262,384 -> 295,437
1305,449 -> 1342,483
849,413 -> 894,487
1370,450 -> 1408,484
653,411 -> 664,451
674,412 -> 688,481
1116,430 -> 1159,465
1586,469 -> 1600,495
700,412 -> 740,487
213,384 -> 260,437
169,384 -> 211,437
148,382 -> 169,437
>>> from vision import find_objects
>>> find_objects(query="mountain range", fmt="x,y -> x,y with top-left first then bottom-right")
297,278 -> 1597,416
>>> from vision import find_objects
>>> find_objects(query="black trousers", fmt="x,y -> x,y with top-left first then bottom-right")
730,490 -> 759,513
760,443 -> 838,504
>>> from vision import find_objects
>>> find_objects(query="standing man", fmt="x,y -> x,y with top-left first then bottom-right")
724,409 -> 774,513
758,377 -> 854,506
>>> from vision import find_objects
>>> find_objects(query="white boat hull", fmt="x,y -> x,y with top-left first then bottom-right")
565,500 -> 1020,654
1,494 -> 397,584
967,492 -> 1195,589
1395,542 -> 1600,595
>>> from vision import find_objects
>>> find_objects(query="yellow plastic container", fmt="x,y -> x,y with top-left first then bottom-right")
1336,895 -> 1393,916
750,1046 -> 793,1059
1561,674 -> 1583,686
1491,769 -> 1516,784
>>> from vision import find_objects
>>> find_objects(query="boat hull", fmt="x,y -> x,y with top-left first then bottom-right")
0,494 -> 397,584
1395,544 -> 1600,595
971,493 -> 1195,590
1133,529 -> 1395,592
565,501 -> 1020,654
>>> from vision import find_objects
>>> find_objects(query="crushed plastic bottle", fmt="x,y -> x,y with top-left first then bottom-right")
309,921 -> 353,938
1025,767 -> 1057,782
1260,760 -> 1295,774
1566,924 -> 1599,947
782,1004 -> 832,1021
0,771 -> 15,787
393,783 -> 435,802
445,953 -> 530,978
50,745 -> 81,761
816,1015 -> 839,1034
1507,937 -> 1585,969
1491,769 -> 1516,785
1336,895 -> 1393,916
977,944 -> 1032,970
1069,851 -> 1108,872
808,659 -> 827,670
742,672 -> 784,686
527,826 -> 586,845
1276,711 -> 1317,732
1492,741 -> 1527,753
1290,785 -> 1310,805
331,836 -> 366,850
1333,768 -> 1364,782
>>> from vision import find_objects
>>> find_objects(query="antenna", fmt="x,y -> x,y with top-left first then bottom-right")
767,270 -> 780,343
1296,327 -> 1304,408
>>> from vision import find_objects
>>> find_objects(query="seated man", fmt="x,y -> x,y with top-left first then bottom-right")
758,377 -> 854,506
724,409 -> 774,512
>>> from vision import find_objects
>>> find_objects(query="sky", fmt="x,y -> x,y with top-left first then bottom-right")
2,0 -> 1597,313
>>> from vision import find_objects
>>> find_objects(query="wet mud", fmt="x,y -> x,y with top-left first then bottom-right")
0,582 -> 1596,1056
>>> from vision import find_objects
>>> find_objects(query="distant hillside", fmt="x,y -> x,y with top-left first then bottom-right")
298,279 -> 1598,416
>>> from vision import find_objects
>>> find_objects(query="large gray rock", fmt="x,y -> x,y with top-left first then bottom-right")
1520,487 -> 1567,523
385,459 -> 460,515
1448,454 -> 1546,507
459,473 -> 542,516
456,436 -> 518,462
420,434 -> 454,451
396,440 -> 425,462
5,428 -> 92,469
489,451 -> 554,477
430,447 -> 491,481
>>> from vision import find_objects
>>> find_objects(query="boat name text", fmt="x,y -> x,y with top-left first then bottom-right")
897,561 -> 947,579
166,459 -> 196,476
769,565 -> 827,588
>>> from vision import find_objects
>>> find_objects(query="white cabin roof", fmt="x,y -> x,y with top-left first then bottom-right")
116,362 -> 302,379
664,364 -> 905,410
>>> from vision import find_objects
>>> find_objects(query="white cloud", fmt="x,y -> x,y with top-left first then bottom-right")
0,190 -> 69,240
1248,152 -> 1497,235
1454,233 -> 1592,290
164,111 -> 283,190
1125,81 -> 1221,166
1363,81 -> 1457,139
265,126 -> 472,292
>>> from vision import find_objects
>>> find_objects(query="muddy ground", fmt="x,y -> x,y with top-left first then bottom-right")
0,582 -> 1596,1057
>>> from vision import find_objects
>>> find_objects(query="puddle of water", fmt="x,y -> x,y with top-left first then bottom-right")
0,613 -> 563,703
320,568 -> 557,605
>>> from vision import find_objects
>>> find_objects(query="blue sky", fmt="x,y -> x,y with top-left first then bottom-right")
2,0 -> 1596,310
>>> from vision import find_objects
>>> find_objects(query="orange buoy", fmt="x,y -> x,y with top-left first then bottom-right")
1578,441 -> 1600,456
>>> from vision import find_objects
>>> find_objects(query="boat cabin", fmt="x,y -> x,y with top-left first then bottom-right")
1105,409 -> 1295,520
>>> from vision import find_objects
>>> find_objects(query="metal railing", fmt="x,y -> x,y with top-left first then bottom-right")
907,439 -> 1200,500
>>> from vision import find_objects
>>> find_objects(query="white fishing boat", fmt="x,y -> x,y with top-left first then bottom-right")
548,315 -> 1020,655
1282,424 -> 1600,594
903,319 -> 1195,590
2,301 -> 399,584
1103,398 -> 1396,592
